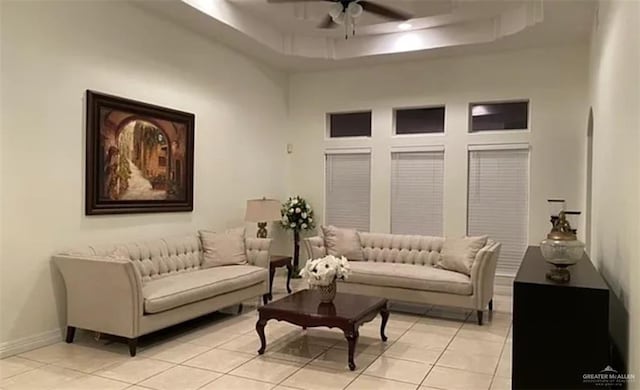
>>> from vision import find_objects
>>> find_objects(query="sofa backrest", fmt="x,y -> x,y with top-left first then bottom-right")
358,232 -> 444,266
65,235 -> 203,282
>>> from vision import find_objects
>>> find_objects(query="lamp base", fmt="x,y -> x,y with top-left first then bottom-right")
546,266 -> 571,283
257,222 -> 268,238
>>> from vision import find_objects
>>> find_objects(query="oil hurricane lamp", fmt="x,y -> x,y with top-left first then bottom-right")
540,200 -> 585,282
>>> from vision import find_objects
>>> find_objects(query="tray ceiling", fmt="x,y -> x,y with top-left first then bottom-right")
136,0 -> 595,70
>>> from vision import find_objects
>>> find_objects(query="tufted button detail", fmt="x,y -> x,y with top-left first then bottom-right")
359,233 -> 444,267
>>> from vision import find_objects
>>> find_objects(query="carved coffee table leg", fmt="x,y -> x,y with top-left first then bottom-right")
256,318 -> 267,354
344,328 -> 359,371
380,305 -> 389,342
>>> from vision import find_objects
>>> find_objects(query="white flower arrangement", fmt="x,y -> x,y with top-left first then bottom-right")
299,255 -> 351,287
281,196 -> 315,232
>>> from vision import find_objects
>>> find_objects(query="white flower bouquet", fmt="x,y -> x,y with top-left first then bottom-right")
299,255 -> 351,287
280,196 -> 314,232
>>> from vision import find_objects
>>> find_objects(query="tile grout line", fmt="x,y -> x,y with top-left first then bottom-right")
416,308 -> 469,388
0,359 -> 52,380
488,326 -> 511,390
6,358 -> 138,388
341,306 -> 434,390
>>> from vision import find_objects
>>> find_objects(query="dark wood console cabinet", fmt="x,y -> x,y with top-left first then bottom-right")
513,246 -> 611,389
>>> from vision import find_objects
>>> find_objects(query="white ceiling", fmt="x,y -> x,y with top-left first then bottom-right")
135,0 -> 596,71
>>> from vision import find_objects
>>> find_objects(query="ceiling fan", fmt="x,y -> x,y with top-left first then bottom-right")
266,0 -> 412,38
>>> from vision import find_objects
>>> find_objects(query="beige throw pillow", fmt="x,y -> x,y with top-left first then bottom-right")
199,228 -> 248,268
437,235 -> 488,275
321,225 -> 364,261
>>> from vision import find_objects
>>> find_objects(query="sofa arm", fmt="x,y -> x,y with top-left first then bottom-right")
53,255 -> 143,338
470,241 -> 501,308
303,236 -> 327,260
246,238 -> 272,269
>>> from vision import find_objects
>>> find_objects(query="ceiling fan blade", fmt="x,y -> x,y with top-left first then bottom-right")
359,0 -> 412,21
318,14 -> 338,29
267,0 -> 334,3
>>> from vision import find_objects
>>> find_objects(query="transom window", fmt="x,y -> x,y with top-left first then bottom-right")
327,111 -> 372,138
395,106 -> 445,135
469,101 -> 529,132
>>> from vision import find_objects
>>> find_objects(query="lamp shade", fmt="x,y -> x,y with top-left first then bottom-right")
245,198 -> 281,222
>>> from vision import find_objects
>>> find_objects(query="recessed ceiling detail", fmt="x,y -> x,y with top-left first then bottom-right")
182,0 -> 544,59
135,0 -> 594,70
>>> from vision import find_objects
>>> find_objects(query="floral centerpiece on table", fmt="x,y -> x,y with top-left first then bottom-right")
299,255 -> 351,303
281,196 -> 315,276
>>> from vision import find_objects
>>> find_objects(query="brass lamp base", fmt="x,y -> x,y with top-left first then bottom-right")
546,266 -> 571,283
257,222 -> 268,238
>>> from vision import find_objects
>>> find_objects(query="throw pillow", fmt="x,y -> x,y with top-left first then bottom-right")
321,225 -> 364,261
199,228 -> 248,268
437,235 -> 488,275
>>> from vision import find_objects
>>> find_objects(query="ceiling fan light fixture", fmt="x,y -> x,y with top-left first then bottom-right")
333,12 -> 345,25
328,3 -> 343,19
347,2 -> 363,18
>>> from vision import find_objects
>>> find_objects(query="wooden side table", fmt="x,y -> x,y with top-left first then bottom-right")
268,255 -> 293,301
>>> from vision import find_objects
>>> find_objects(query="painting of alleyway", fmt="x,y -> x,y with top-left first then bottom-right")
99,109 -> 189,202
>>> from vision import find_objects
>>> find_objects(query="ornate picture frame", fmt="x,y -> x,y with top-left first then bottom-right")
85,90 -> 195,215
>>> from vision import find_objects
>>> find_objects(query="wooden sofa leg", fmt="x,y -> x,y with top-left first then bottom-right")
65,326 -> 76,343
128,338 -> 138,357
488,299 -> 493,312
476,310 -> 483,326
237,303 -> 243,314
262,294 -> 269,305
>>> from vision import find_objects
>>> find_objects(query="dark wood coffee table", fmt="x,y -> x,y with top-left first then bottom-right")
256,289 -> 389,371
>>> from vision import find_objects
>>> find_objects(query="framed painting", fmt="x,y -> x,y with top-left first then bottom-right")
85,90 -> 195,215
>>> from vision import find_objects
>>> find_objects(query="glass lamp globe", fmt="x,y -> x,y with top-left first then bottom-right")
347,2 -> 363,18
333,12 -> 345,25
540,238 -> 585,267
329,3 -> 343,19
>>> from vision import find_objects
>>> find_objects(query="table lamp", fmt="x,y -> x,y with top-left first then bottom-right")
245,198 -> 281,238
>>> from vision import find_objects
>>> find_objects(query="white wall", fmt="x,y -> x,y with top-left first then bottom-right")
589,0 -> 639,379
0,1 -> 290,353
288,46 -> 589,254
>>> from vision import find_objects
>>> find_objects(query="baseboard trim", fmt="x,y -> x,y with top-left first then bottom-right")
0,328 -> 62,358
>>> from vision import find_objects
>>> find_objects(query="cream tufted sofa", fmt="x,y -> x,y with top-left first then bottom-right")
304,232 -> 501,325
53,234 -> 271,356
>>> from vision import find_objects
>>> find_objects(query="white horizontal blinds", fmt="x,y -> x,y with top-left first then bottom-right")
468,148 -> 529,277
325,152 -> 371,231
391,151 -> 444,236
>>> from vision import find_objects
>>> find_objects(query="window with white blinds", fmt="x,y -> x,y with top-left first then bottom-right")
468,147 -> 529,277
325,152 -> 371,231
391,151 -> 444,236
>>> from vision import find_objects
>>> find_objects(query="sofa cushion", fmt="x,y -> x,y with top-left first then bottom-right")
143,265 -> 266,314
342,262 -> 472,295
199,228 -> 248,268
321,225 -> 364,260
436,236 -> 488,276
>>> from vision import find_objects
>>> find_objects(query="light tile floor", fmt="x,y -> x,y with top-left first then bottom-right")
0,275 -> 513,390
